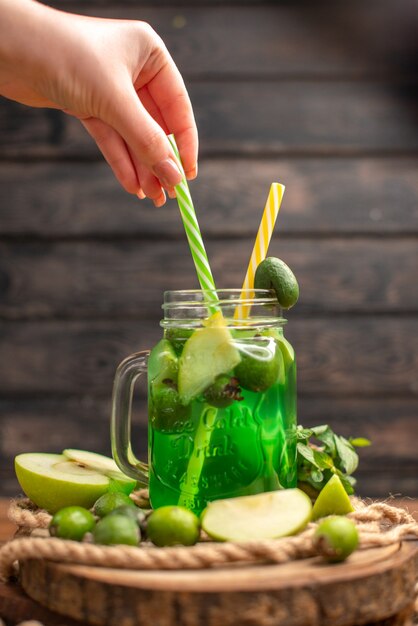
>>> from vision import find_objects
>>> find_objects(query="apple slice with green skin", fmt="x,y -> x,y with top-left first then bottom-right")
15,453 -> 111,513
62,449 -> 136,494
311,474 -> 354,521
178,311 -> 241,404
201,489 -> 312,542
148,339 -> 179,385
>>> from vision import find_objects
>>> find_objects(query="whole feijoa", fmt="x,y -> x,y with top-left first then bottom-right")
50,506 -> 95,541
93,514 -> 140,546
314,516 -> 359,562
93,491 -> 136,518
146,506 -> 200,547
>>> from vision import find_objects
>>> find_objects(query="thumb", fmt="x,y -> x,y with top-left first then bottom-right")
108,84 -> 183,189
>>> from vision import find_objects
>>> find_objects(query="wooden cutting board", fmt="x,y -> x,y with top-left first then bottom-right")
19,541 -> 417,626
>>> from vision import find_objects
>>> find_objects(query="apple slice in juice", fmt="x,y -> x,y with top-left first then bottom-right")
178,311 -> 241,404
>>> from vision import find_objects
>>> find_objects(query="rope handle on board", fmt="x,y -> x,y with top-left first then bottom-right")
1,497 -> 417,581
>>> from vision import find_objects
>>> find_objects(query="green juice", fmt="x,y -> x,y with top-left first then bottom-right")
148,328 -> 297,514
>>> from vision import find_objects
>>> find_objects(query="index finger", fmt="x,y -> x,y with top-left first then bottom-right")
147,58 -> 198,179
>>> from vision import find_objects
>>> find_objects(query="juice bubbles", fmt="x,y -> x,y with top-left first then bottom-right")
148,290 -> 297,514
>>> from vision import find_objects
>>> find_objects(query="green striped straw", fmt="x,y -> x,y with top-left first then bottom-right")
168,135 -> 219,314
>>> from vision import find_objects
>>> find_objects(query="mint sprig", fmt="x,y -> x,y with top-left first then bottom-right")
296,424 -> 371,497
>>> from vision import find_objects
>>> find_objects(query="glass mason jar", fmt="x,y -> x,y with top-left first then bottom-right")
111,289 -> 297,514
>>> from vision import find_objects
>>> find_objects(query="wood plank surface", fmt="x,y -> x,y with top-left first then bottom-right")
1,81 -> 418,158
0,239 -> 417,319
37,1 -> 418,78
1,159 -> 418,237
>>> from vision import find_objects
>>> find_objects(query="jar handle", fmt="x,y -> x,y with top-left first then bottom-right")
111,350 -> 150,486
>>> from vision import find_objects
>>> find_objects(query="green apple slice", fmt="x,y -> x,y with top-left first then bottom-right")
62,449 -> 137,494
15,453 -> 111,513
148,339 -> 179,385
277,335 -> 295,370
201,489 -> 312,542
178,311 -> 241,404
311,474 -> 354,521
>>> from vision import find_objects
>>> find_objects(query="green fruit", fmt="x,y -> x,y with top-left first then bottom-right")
277,335 -> 295,371
254,257 -> 299,309
234,337 -> 283,391
93,492 -> 136,518
148,339 -> 179,385
62,449 -> 136,495
201,489 -> 312,542
203,375 -> 243,408
178,311 -> 241,404
164,328 -> 193,355
311,474 -> 354,521
146,506 -> 200,547
150,381 -> 190,431
107,505 -> 148,526
50,506 -> 95,541
15,453 -> 111,513
93,514 -> 140,546
314,516 -> 359,562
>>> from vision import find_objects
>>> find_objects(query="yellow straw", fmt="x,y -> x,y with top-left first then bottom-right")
235,183 -> 285,320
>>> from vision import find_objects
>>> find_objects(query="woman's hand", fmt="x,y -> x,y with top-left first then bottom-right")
0,0 -> 198,206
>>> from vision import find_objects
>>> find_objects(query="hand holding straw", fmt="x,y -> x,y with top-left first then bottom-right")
168,135 -> 219,315
235,183 -> 285,319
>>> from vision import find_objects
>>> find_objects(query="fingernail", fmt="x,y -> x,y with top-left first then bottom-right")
186,165 -> 198,180
153,191 -> 166,208
167,188 -> 177,199
153,158 -> 183,188
137,189 -> 146,200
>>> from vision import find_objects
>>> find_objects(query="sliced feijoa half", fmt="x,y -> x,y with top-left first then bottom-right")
311,474 -> 354,521
63,449 -> 136,494
15,453 -> 111,513
254,257 -> 299,309
178,311 -> 241,404
201,489 -> 312,542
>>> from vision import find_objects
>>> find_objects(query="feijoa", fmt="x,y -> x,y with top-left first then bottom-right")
314,516 -> 359,562
234,337 -> 283,392
50,506 -> 95,541
254,257 -> 299,309
204,375 -> 243,408
146,506 -> 200,547
93,492 -> 136,518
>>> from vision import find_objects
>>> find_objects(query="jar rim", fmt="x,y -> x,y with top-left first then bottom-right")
162,288 -> 279,309
161,289 -> 286,328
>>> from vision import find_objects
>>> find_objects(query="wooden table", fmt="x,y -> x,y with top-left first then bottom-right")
1,498 -> 417,626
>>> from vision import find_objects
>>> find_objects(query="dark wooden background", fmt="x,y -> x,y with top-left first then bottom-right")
0,0 -> 417,498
